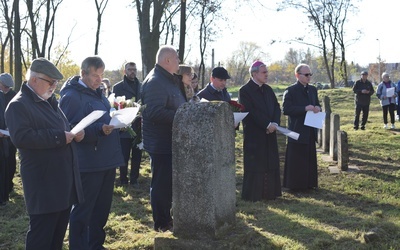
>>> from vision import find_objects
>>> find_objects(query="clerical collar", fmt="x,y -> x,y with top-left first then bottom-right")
251,78 -> 264,87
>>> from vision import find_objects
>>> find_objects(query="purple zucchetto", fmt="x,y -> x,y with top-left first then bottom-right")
249,60 -> 266,74
251,60 -> 265,68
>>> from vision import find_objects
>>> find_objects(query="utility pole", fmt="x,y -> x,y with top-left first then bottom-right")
376,38 -> 381,82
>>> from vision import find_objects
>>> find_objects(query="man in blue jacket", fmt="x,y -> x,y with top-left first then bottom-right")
5,58 -> 85,249
141,45 -> 185,232
59,56 -> 124,250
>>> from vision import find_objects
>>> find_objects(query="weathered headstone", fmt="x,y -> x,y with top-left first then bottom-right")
168,101 -> 236,244
337,130 -> 349,171
322,96 -> 331,152
329,113 -> 340,161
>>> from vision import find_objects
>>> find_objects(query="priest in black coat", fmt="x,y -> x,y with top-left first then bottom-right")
239,61 -> 282,201
283,63 -> 321,191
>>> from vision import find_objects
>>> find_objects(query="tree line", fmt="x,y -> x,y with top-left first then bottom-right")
1,0 -> 392,92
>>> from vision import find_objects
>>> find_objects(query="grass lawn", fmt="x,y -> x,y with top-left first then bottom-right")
0,87 -> 399,249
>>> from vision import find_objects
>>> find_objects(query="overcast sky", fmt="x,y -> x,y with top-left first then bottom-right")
55,0 -> 398,71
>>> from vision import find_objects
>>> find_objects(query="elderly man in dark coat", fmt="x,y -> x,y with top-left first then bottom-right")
283,63 -> 321,191
239,61 -> 282,201
5,58 -> 84,250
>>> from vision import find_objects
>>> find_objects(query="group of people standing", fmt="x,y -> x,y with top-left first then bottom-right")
1,44 -> 324,249
239,62 -> 321,202
353,71 -> 399,131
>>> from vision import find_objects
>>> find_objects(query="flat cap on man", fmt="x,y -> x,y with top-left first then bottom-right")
361,71 -> 368,75
212,67 -> 231,79
0,73 -> 14,87
30,58 -> 64,80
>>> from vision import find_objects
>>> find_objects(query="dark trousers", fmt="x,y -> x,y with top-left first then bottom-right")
119,138 -> 142,183
397,96 -> 400,115
26,207 -> 71,250
149,153 -> 172,230
69,168 -> 115,250
354,104 -> 370,128
382,103 -> 396,124
6,140 -> 16,193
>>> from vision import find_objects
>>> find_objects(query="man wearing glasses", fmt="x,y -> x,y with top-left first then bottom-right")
5,58 -> 85,249
282,63 -> 321,191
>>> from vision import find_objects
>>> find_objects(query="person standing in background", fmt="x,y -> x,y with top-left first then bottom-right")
239,61 -> 282,201
0,73 -> 17,196
5,58 -> 84,249
112,62 -> 143,187
396,79 -> 400,121
283,63 -> 321,191
177,64 -> 195,100
376,72 -> 397,129
352,71 -> 374,130
59,56 -> 124,250
0,89 -> 8,206
101,78 -> 111,97
141,45 -> 185,232
196,66 -> 231,102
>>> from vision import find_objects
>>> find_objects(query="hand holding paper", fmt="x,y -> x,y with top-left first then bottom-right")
0,129 -> 10,137
276,126 -> 299,140
71,110 -> 106,135
304,111 -> 326,129
109,107 -> 140,129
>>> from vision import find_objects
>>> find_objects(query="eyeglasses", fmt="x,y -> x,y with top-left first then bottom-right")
298,73 -> 313,77
37,77 -> 59,86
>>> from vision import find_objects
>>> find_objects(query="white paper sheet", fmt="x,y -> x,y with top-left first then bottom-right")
234,112 -> 248,127
304,111 -> 326,129
386,87 -> 395,97
109,107 -> 140,129
0,129 -> 10,136
276,126 -> 299,140
71,110 -> 106,135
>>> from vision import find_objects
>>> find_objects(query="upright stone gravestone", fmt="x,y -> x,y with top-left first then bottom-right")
337,130 -> 349,171
329,113 -> 340,161
322,96 -> 331,152
171,101 -> 236,240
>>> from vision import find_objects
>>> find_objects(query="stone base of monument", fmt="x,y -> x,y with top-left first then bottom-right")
158,101 -> 236,248
154,234 -> 232,249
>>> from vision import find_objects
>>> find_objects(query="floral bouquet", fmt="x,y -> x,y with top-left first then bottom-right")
228,100 -> 247,128
228,100 -> 245,112
108,94 -> 142,143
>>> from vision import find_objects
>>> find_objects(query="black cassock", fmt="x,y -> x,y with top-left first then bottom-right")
239,79 -> 282,201
283,82 -> 320,190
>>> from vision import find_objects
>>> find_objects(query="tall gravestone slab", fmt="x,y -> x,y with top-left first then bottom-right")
171,101 -> 236,240
322,96 -> 331,152
329,113 -> 340,161
337,130 -> 349,171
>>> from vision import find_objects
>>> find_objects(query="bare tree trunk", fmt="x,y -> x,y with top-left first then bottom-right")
94,0 -> 109,55
14,0 -> 22,91
178,0 -> 186,62
135,0 -> 170,77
